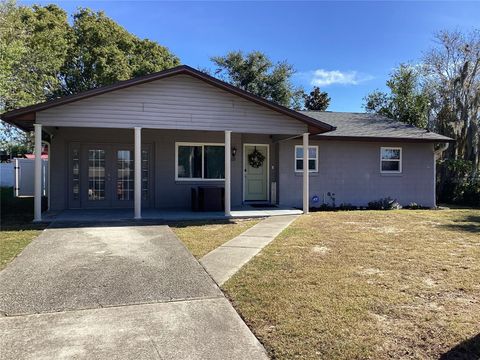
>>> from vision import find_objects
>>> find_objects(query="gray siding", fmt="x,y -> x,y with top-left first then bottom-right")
37,75 -> 307,135
49,128 -> 436,211
278,140 -> 436,208
49,127 -> 274,211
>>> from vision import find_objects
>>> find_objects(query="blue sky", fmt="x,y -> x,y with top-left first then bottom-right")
22,1 -> 480,112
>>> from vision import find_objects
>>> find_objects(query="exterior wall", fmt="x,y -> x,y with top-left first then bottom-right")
37,74 -> 307,135
50,128 -> 436,211
49,127 -> 275,211
278,140 -> 436,208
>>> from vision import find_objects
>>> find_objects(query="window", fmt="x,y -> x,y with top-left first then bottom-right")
141,150 -> 149,201
176,143 -> 225,180
88,149 -> 106,200
72,148 -> 80,200
295,145 -> 318,172
380,147 -> 402,173
116,150 -> 134,200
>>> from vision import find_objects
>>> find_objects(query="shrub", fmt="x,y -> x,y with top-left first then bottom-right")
338,203 -> 357,211
310,203 -> 335,212
404,202 -> 429,210
367,197 -> 401,210
437,159 -> 479,206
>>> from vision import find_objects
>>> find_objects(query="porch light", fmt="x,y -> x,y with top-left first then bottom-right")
231,146 -> 237,158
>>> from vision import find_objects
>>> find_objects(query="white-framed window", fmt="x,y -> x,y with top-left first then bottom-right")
380,147 -> 402,173
175,142 -> 225,181
294,145 -> 319,172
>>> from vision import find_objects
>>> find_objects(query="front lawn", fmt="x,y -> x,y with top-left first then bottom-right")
170,218 -> 260,258
223,210 -> 480,359
0,187 -> 47,270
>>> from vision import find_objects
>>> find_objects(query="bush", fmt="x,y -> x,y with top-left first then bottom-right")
462,180 -> 480,207
367,197 -> 401,210
437,159 -> 480,206
338,203 -> 357,211
310,203 -> 335,212
403,202 -> 429,210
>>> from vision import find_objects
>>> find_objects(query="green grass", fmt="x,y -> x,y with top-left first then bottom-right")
170,218 -> 260,258
0,187 -> 47,270
223,209 -> 480,359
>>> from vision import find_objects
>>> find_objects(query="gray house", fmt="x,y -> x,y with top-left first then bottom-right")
1,65 -> 453,221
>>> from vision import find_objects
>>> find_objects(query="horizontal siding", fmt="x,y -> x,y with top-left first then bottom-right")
37,74 -> 307,135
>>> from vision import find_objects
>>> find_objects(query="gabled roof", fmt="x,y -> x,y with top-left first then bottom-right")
301,111 -> 454,143
1,65 -> 334,133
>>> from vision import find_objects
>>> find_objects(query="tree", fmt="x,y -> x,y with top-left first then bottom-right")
211,50 -> 302,108
364,64 -> 430,128
0,2 -> 180,154
423,30 -> 480,171
303,86 -> 330,111
423,30 -> 480,204
0,1 -> 70,151
57,9 -> 179,96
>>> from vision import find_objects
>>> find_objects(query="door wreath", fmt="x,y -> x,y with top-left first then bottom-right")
248,147 -> 265,168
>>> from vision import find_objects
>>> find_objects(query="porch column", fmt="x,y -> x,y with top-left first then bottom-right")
33,124 -> 42,222
134,127 -> 142,219
224,130 -> 231,217
303,132 -> 310,214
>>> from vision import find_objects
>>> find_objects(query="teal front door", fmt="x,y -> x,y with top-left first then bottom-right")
244,144 -> 269,201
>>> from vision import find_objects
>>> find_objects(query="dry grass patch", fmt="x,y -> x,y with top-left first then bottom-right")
0,228 -> 42,270
170,218 -> 260,258
1,187 -> 47,270
223,210 -> 480,359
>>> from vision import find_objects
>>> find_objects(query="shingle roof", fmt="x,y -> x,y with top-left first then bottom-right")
300,111 -> 454,143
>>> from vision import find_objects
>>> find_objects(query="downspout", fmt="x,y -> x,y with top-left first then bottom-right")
433,142 -> 450,208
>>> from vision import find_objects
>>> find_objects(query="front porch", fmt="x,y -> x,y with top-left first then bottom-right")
31,126 -> 312,222
43,206 -> 302,223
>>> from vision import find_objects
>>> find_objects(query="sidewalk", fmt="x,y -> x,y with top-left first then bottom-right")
200,215 -> 299,285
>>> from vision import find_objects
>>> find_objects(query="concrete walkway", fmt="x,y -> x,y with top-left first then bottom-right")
200,215 -> 299,286
0,222 -> 268,359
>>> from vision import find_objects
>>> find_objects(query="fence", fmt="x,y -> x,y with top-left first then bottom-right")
15,158 -> 48,197
0,163 -> 14,187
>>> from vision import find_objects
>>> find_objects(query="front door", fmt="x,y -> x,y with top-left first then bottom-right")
82,145 -> 112,208
244,144 -> 269,201
74,144 -> 151,209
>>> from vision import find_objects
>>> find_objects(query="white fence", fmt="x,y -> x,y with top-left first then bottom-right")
1,159 -> 49,196
0,163 -> 14,187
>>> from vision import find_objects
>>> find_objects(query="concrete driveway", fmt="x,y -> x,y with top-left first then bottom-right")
0,222 -> 268,359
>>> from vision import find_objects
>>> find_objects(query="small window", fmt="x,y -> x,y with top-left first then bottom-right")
176,143 -> 225,180
295,145 -> 318,172
380,147 -> 402,173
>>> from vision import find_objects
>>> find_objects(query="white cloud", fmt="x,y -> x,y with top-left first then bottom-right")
308,69 -> 373,87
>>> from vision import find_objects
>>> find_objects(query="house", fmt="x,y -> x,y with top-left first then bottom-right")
1,65 -> 453,221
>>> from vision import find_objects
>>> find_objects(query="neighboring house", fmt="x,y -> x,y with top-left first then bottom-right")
1,65 -> 453,221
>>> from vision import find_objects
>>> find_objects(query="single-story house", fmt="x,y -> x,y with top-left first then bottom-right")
1,65 -> 453,221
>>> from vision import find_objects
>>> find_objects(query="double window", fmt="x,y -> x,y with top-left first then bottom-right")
176,142 -> 225,180
294,145 -> 318,172
380,147 -> 402,173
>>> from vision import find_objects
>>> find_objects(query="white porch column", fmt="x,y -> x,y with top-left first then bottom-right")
134,127 -> 142,219
303,132 -> 310,214
33,124 -> 42,222
224,130 -> 231,217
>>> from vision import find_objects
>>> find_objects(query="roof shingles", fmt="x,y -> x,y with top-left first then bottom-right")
300,111 -> 453,142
